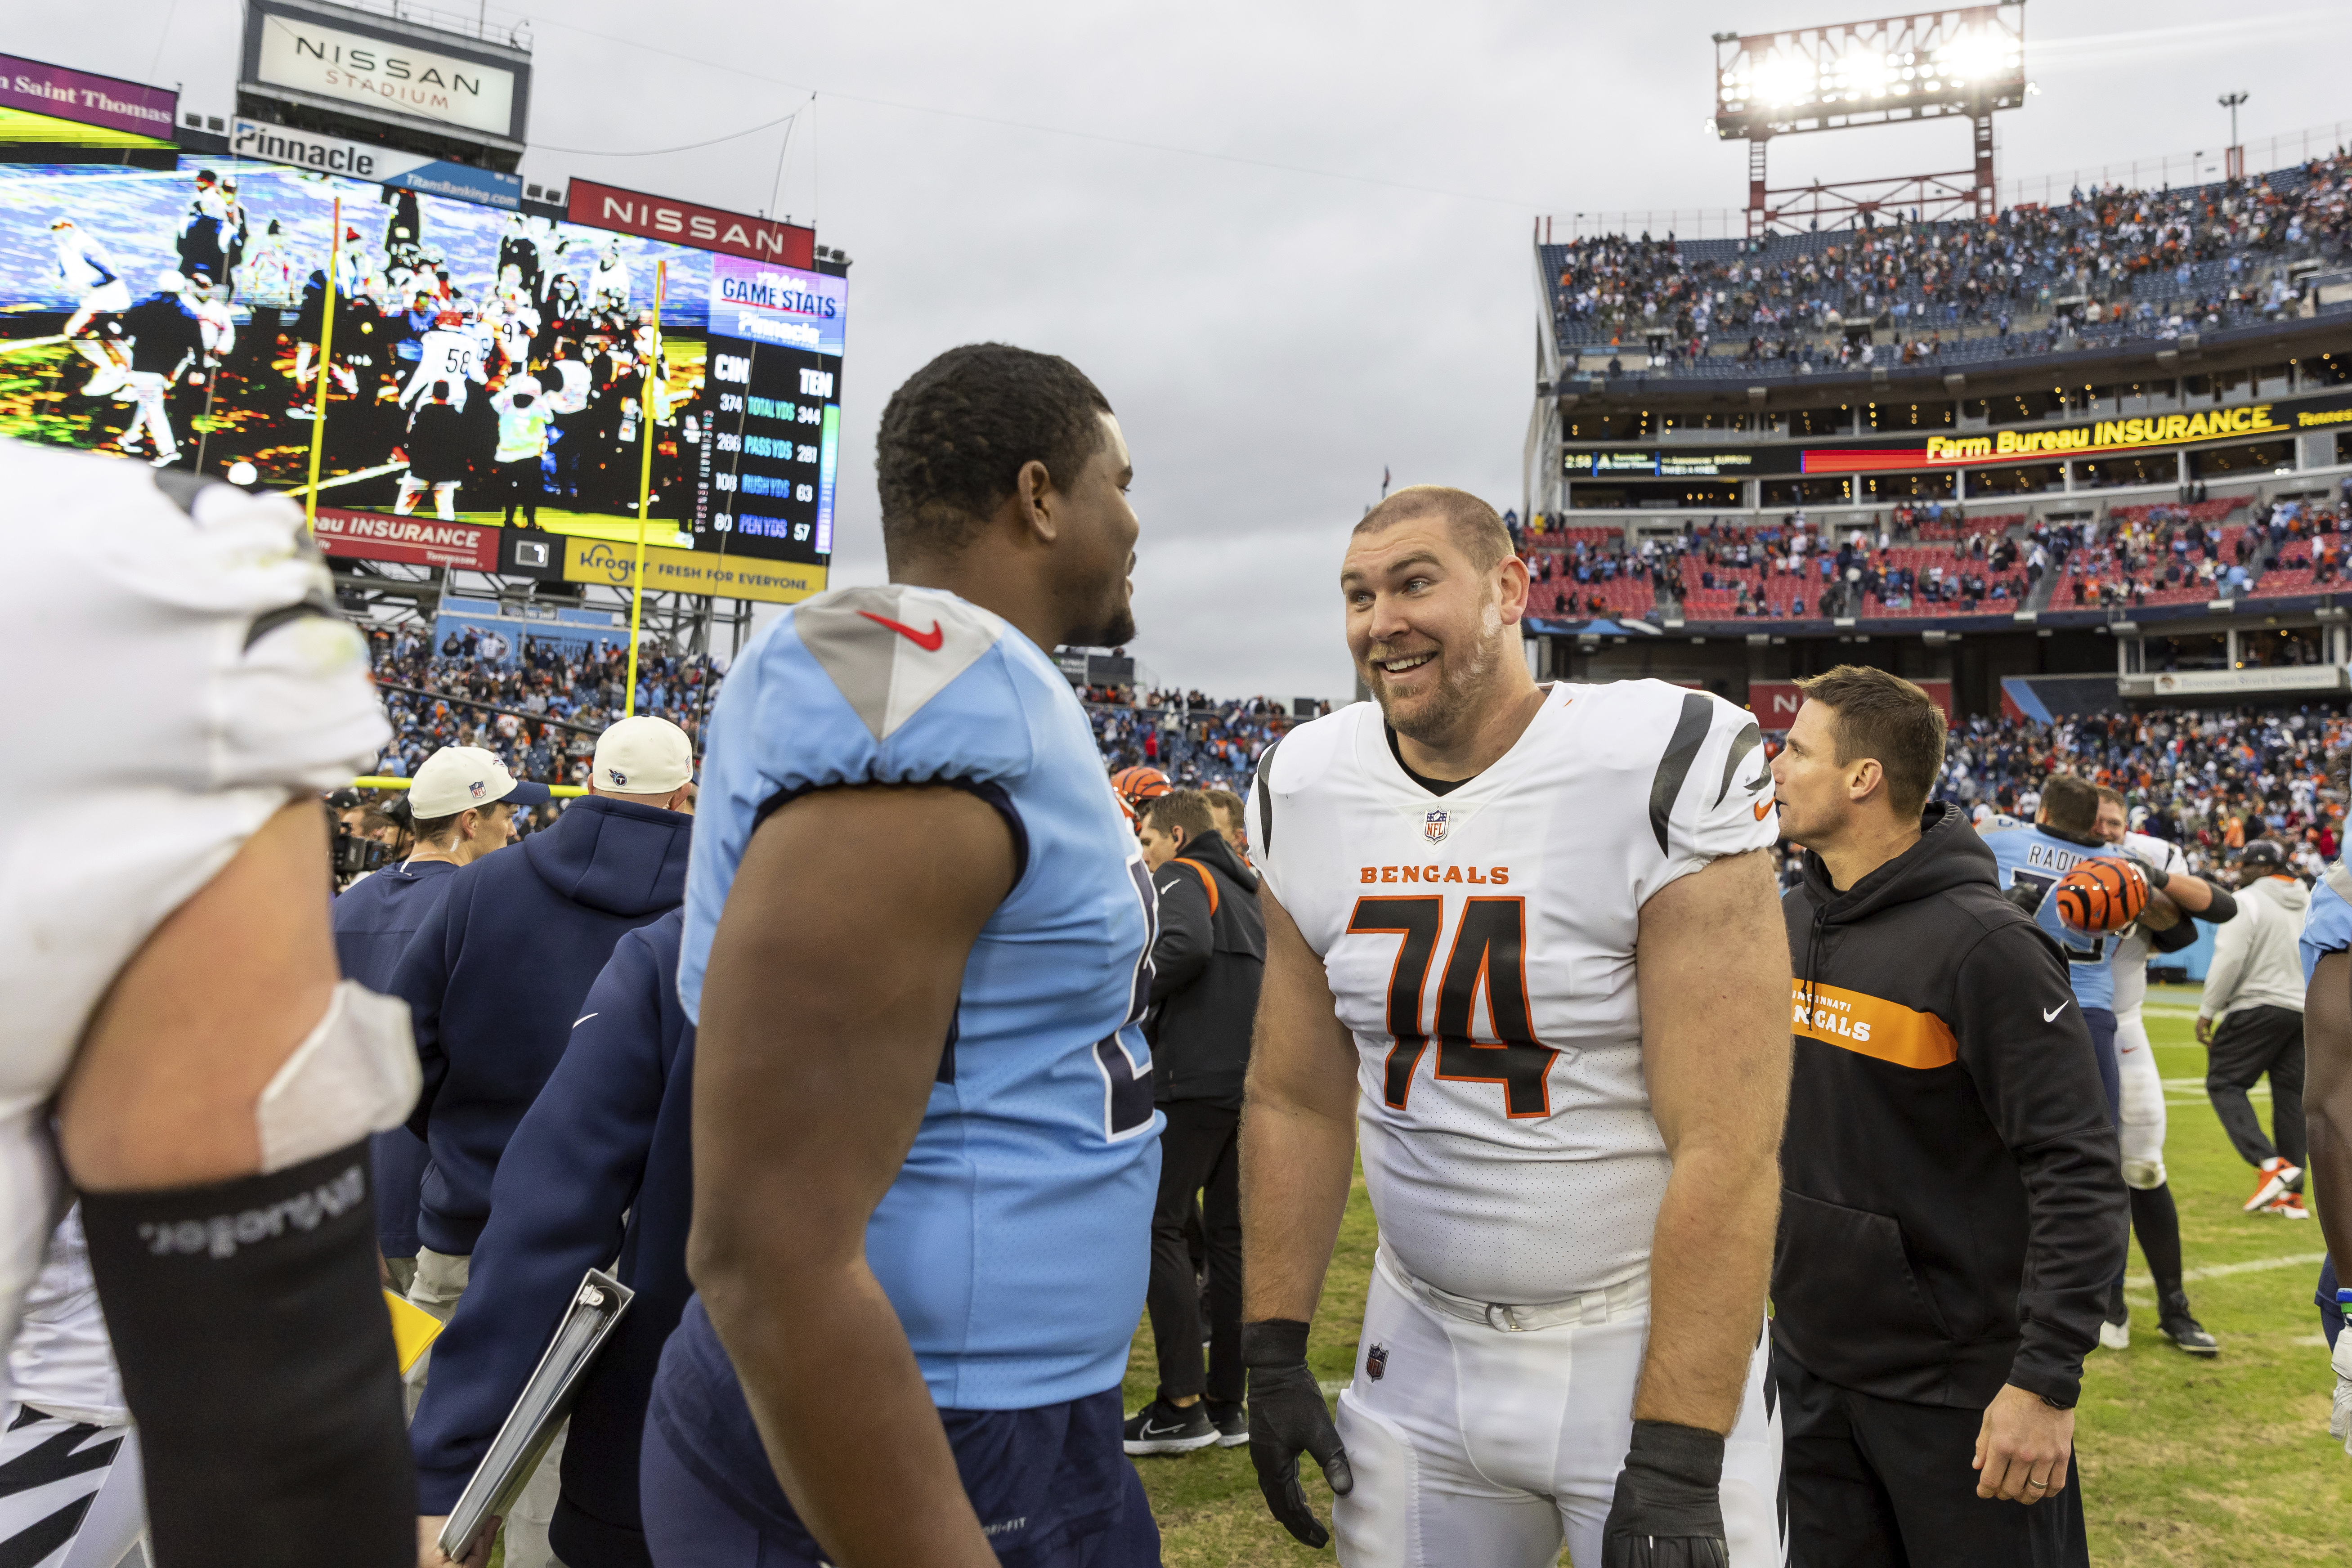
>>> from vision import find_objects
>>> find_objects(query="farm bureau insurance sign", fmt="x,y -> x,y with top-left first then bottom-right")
251,9 -> 518,139
312,508 -> 499,571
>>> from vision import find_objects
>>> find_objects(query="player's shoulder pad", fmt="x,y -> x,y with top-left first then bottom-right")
2304,868 -> 2352,934
722,583 -> 1039,793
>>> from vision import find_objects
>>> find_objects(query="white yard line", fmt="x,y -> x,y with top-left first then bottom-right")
2124,1250 -> 2328,1293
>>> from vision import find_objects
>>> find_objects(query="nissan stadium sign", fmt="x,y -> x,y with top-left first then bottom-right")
240,0 -> 530,148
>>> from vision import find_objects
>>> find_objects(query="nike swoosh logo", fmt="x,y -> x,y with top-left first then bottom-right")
2044,1002 -> 2070,1022
859,610 -> 945,651
1752,798 -> 1775,820
1141,1421 -> 1191,1436
573,1012 -> 598,1028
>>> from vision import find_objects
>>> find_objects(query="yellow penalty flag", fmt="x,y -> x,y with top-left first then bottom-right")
386,1289 -> 444,1378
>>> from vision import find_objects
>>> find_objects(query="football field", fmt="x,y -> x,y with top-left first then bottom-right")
1123,984 -> 2351,1565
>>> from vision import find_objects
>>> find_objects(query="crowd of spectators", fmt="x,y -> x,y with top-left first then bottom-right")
1088,690 -> 1307,791
1510,509 -> 2034,620
1548,151 -> 2352,375
364,624 -> 721,785
1940,707 -> 2347,877
362,624 -> 1308,802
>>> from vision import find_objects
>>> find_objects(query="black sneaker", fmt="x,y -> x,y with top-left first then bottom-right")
1203,1398 -> 1249,1448
2158,1296 -> 2219,1357
1122,1396 -> 1217,1455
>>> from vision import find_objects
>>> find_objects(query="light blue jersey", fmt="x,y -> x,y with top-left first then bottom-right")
1978,823 -> 2120,1012
2300,867 -> 2352,985
677,583 -> 1162,1409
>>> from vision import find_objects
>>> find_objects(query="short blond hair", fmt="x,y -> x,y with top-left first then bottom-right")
1350,485 -> 1513,573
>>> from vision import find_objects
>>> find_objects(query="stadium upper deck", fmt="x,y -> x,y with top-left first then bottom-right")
1522,152 -> 2352,721
1539,152 -> 2352,380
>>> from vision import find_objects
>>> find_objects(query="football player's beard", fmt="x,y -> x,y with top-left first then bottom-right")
1377,619 -> 1499,748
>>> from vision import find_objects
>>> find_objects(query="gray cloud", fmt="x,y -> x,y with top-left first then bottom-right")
23,0 -> 2352,696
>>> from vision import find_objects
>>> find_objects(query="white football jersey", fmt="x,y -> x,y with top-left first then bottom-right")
1250,681 -> 1778,1303
405,327 -> 485,406
0,442 -> 388,1371
2109,830 -> 2187,1016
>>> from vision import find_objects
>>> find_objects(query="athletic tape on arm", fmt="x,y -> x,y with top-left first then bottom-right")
255,981 -> 420,1174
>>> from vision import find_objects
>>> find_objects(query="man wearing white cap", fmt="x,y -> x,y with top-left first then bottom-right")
332,748 -> 551,1293
393,718 -> 694,1568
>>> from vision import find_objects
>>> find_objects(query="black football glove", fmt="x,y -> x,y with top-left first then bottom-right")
1602,1420 -> 1730,1568
2003,880 -> 2046,916
1243,1319 -> 1353,1548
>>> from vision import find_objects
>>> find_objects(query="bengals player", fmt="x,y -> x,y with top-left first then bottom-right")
1240,486 -> 1791,1567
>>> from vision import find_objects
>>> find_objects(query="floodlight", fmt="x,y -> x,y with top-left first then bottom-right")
1707,6 -> 2027,238
1713,6 -> 2026,141
1753,54 -> 1819,109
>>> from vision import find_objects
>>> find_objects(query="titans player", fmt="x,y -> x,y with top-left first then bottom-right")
1978,775 -> 2135,1118
647,345 -> 1161,1567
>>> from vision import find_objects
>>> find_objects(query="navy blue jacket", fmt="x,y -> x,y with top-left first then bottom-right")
409,911 -> 695,1568
332,858 -> 459,1258
397,795 -> 690,1256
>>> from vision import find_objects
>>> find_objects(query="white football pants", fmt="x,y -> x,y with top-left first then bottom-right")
1333,1248 -> 1785,1568
0,1409 -> 147,1567
2114,1009 -> 2168,1189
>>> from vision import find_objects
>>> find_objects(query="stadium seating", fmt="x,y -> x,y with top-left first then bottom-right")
1544,152 -> 2352,381
1912,511 -> 2023,541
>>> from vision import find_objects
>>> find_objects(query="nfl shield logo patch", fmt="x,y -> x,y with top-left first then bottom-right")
1423,809 -> 1449,844
1366,1344 -> 1388,1381
468,780 -> 487,800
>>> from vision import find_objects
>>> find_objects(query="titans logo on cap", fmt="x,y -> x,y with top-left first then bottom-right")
606,769 -> 627,787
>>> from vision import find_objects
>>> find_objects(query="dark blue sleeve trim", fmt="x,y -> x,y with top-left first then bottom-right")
751,778 -> 1030,891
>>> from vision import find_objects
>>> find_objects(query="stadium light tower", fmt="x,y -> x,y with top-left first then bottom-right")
1710,4 -> 2028,238
2219,91 -> 2249,181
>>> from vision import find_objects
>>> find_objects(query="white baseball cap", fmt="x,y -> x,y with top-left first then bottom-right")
593,716 -> 694,796
408,746 -> 553,818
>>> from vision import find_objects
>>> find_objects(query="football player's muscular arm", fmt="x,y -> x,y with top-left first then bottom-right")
1240,883 -> 1359,1323
688,785 -> 1012,1568
1634,847 -> 1793,1431
2306,951 -> 2352,1267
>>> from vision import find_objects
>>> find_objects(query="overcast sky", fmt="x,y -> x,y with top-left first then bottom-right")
18,0 -> 2352,698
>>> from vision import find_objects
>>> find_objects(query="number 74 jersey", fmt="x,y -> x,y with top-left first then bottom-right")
1249,681 -> 1778,1304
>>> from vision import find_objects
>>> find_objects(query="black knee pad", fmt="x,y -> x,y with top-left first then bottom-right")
80,1141 -> 414,1568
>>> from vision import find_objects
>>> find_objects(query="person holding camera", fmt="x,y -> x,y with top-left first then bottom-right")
332,748 -> 550,1292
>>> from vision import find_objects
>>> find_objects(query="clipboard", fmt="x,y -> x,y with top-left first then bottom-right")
437,1269 -> 634,1563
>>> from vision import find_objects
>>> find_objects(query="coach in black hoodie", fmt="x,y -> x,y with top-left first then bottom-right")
1123,788 -> 1267,1455
1769,667 -> 2125,1568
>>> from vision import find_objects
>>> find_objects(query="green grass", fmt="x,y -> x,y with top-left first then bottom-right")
1122,982 -> 2348,1565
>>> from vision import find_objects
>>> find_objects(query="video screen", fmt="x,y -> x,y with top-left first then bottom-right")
0,157 -> 842,568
